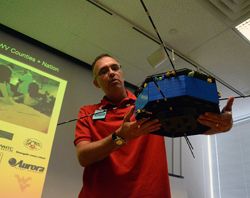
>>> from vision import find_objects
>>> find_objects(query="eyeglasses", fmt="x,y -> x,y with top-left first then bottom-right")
94,64 -> 122,80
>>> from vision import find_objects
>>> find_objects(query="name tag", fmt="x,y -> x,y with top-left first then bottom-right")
92,109 -> 107,120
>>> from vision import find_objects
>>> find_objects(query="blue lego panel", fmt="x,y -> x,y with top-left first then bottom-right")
185,76 -> 219,103
139,75 -> 219,104
148,76 -> 187,101
135,84 -> 149,112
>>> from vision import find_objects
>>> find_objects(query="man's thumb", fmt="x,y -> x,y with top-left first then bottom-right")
123,106 -> 134,122
223,96 -> 234,112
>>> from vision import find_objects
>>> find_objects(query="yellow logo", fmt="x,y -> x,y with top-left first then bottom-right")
23,138 -> 42,151
15,175 -> 32,192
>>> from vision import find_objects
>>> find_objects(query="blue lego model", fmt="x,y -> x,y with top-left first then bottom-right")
134,68 -> 220,137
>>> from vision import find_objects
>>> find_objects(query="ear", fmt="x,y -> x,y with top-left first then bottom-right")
93,79 -> 100,88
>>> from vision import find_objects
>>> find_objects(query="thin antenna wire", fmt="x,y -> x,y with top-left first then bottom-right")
152,78 -> 167,101
184,134 -> 195,158
57,113 -> 97,126
172,49 -> 175,65
219,95 -> 250,101
140,0 -> 177,73
57,104 -> 134,126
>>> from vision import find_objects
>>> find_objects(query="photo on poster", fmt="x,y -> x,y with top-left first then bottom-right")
0,54 -> 61,134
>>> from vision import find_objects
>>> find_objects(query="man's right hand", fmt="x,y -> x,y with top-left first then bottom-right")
115,106 -> 161,141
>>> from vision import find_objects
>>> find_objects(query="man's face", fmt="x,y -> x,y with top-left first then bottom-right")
93,56 -> 125,94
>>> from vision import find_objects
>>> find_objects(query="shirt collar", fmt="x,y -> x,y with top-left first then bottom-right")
100,90 -> 136,108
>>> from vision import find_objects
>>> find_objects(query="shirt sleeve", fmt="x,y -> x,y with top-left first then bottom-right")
74,107 -> 93,146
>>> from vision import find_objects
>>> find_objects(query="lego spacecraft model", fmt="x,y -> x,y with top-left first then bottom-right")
134,68 -> 220,138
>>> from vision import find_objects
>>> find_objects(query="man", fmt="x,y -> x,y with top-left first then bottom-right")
74,54 -> 234,198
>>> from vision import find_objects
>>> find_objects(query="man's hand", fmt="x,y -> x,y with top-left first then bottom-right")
116,106 -> 161,141
198,96 -> 234,135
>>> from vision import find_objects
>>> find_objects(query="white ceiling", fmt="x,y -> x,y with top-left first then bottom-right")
1,0 -> 250,98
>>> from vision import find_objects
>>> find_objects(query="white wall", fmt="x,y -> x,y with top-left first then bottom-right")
169,175 -> 188,198
177,97 -> 250,198
209,119 -> 250,198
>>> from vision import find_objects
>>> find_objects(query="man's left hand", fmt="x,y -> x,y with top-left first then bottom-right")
197,96 -> 234,135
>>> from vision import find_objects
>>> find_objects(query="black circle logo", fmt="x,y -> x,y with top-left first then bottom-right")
8,158 -> 16,166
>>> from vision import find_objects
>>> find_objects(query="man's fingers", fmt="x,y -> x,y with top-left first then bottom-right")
123,106 -> 135,122
135,117 -> 151,126
134,121 -> 162,136
200,111 -> 232,121
137,117 -> 160,127
222,96 -> 234,112
137,118 -> 161,131
200,120 -> 224,130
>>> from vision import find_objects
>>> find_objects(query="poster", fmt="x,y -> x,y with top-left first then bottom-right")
0,54 -> 67,198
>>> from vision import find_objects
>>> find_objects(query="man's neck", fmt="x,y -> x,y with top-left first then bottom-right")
106,90 -> 127,105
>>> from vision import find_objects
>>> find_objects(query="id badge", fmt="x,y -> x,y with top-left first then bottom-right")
92,109 -> 107,120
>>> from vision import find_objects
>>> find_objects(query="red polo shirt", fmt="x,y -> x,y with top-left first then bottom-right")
74,90 -> 171,198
